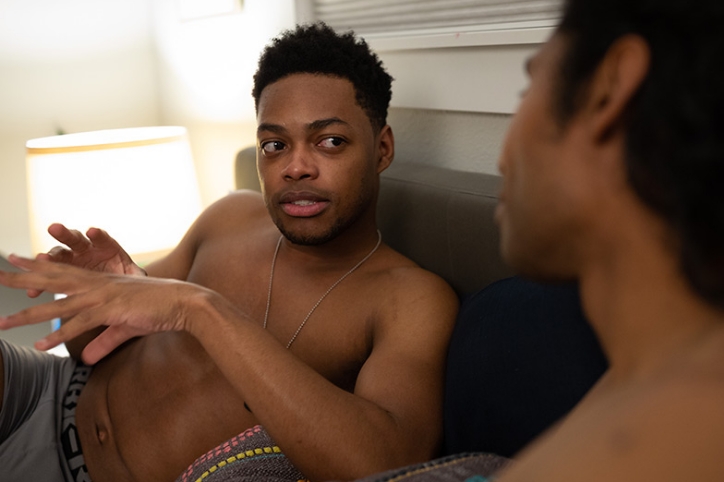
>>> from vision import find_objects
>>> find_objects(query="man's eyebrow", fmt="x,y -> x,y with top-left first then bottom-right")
257,123 -> 287,135
257,118 -> 350,135
308,117 -> 349,131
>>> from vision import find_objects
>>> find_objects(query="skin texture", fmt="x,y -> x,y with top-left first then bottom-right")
0,74 -> 458,482
494,32 -> 724,481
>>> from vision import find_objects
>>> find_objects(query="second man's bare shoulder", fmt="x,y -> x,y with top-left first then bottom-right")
498,327 -> 724,482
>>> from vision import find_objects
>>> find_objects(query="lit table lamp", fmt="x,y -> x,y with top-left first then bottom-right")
26,126 -> 203,265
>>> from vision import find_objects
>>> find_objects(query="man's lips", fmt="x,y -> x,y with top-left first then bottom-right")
279,191 -> 330,217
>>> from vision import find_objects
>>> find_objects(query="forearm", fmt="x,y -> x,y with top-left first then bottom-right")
186,293 -> 432,481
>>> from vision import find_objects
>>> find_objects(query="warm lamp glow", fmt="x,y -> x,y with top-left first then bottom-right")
26,126 -> 202,264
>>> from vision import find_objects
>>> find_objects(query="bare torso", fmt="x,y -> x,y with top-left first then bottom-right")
74,192 -> 426,481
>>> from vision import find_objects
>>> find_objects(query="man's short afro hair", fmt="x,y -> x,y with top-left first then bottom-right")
252,22 -> 393,131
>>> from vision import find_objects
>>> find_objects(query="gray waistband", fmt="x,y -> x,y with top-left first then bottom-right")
60,363 -> 92,482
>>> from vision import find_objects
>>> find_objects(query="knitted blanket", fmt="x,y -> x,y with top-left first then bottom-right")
175,425 -> 309,482
352,453 -> 510,482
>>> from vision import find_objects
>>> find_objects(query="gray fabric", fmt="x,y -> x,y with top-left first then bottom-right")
0,339 -> 89,482
235,147 -> 512,297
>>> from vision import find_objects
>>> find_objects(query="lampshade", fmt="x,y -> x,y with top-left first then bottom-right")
26,126 -> 202,265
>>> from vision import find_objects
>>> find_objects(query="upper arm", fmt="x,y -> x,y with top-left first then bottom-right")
353,270 -> 459,460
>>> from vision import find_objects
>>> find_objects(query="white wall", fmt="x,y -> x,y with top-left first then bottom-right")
0,0 -> 159,256
0,0 -> 297,256
369,30 -> 550,175
151,0 -> 296,206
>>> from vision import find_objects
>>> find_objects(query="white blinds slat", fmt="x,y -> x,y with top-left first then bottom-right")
311,0 -> 562,35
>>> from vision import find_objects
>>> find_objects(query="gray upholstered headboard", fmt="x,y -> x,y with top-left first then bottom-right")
235,147 -> 512,298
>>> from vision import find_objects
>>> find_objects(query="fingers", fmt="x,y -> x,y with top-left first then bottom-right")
0,292 -> 93,331
46,224 -> 135,276
46,246 -> 74,264
34,315 -> 100,355
1,255 -> 93,298
34,331 -> 63,352
6,254 -> 60,279
8,254 -> 82,275
81,326 -> 140,365
0,266 -> 55,296
34,310 -> 104,354
27,253 -> 53,298
48,224 -> 91,253
86,227 -> 121,250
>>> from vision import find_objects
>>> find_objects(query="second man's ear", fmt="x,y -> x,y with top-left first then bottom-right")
585,34 -> 651,142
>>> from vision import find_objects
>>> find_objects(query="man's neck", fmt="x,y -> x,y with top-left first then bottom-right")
578,224 -> 724,384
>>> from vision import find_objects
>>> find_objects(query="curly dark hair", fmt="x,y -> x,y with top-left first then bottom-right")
554,0 -> 724,307
252,23 -> 393,132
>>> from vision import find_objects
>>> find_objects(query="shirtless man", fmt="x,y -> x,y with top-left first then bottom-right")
492,0 -> 724,480
0,24 -> 458,482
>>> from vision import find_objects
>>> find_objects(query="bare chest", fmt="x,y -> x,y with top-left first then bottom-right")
186,233 -> 380,378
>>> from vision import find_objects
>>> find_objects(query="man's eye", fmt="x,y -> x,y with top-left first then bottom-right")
261,141 -> 285,154
318,137 -> 345,148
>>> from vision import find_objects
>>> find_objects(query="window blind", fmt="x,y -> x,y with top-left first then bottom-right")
309,0 -> 563,36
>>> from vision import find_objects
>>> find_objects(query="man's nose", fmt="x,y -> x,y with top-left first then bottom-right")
282,148 -> 319,181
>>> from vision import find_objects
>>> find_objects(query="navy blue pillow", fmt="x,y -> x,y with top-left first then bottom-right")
443,276 -> 608,458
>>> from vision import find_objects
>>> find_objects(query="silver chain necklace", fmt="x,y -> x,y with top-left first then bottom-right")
263,230 -> 382,348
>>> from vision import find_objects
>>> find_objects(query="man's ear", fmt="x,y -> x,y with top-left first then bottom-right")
585,34 -> 650,142
376,124 -> 394,174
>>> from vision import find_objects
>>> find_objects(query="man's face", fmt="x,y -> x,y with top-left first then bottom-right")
256,73 -> 388,245
496,34 -> 595,279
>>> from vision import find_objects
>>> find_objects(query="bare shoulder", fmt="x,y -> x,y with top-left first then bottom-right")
361,245 -> 459,358
370,245 -> 459,322
147,190 -> 270,278
630,329 -> 724,445
178,189 -> 271,249
499,332 -> 724,482
193,190 -> 268,233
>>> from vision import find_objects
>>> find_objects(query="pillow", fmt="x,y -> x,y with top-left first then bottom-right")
443,276 -> 608,457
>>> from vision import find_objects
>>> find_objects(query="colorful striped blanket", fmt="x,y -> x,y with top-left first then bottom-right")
175,425 -> 309,482
175,425 -> 508,482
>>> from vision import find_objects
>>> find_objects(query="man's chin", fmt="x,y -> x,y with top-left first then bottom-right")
276,225 -> 340,246
284,234 -> 330,246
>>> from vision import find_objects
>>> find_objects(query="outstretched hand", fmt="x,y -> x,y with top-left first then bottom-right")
0,255 -> 209,365
27,223 -> 145,298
